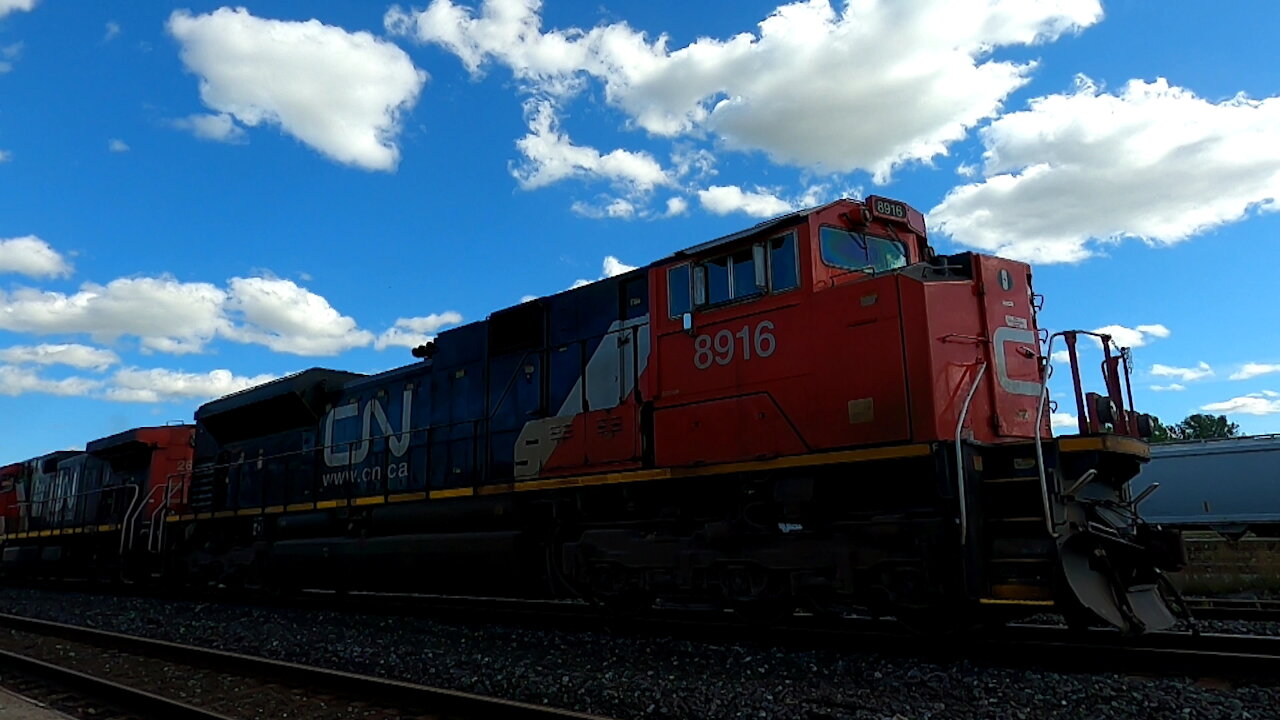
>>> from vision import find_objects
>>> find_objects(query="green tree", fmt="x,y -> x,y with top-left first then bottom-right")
1151,413 -> 1241,442
1147,416 -> 1175,443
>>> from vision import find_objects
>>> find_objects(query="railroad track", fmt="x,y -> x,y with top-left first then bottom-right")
4,585 -> 1280,688
983,624 -> 1280,681
0,612 -> 612,720
1183,597 -> 1280,623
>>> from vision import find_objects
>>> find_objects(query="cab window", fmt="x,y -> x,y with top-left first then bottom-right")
820,227 -> 908,274
770,234 -> 799,291
667,264 -> 691,318
678,233 -> 801,314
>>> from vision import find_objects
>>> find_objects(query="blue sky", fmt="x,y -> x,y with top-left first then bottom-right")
1,0 -> 1278,459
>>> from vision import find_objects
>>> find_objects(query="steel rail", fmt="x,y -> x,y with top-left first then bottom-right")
1182,597 -> 1280,623
0,647 -> 238,720
0,612 -> 613,720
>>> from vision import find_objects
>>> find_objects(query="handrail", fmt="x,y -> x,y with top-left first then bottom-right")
119,483 -> 155,554
1035,332 -> 1063,538
148,473 -> 187,554
955,361 -> 988,546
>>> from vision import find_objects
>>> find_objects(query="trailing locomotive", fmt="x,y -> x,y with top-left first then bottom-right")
0,196 -> 1185,632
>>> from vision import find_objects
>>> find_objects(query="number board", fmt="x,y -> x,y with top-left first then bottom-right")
866,196 -> 910,223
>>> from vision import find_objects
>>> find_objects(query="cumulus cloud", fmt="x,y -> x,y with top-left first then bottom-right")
107,138 -> 129,153
0,149 -> 11,163
0,236 -> 72,278
1202,392 -> 1280,417
0,366 -> 99,397
374,311 -> 463,350
222,277 -> 373,355
0,41 -> 21,73
664,197 -> 689,217
0,344 -> 120,371
168,7 -> 427,171
569,255 -> 639,289
0,277 -> 227,354
173,113 -> 249,143
1150,383 -> 1185,393
106,367 -> 276,403
0,273 -> 382,357
931,76 -> 1280,263
103,21 -> 120,42
388,0 -> 1100,182
514,100 -> 668,193
0,0 -> 36,19
1230,363 -> 1280,381
698,185 -> 793,218
1050,412 -> 1079,431
1093,324 -> 1169,349
1150,361 -> 1213,383
570,197 -> 637,220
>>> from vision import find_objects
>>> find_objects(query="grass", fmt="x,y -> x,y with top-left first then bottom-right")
1167,534 -> 1280,598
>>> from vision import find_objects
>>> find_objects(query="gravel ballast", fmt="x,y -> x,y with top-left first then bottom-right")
0,587 -> 1276,720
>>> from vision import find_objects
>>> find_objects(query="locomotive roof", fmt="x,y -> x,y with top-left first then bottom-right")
196,367 -> 364,421
673,199 -> 845,259
87,425 -> 192,455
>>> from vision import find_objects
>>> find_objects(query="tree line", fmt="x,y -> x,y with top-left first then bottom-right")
1148,413 -> 1240,443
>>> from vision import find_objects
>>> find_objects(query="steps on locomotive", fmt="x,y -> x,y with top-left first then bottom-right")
186,469 -> 216,513
976,449 -> 1055,598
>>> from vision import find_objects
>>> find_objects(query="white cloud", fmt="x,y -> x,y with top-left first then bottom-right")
0,236 -> 72,278
107,138 -> 129,153
514,100 -> 669,193
173,113 -> 248,144
0,1 -> 36,19
1202,392 -> 1280,417
103,21 -> 120,42
222,277 -> 373,356
931,76 -> 1280,263
698,185 -> 793,218
1050,350 -> 1071,363
1230,362 -> 1280,381
0,149 -> 10,163
388,0 -> 1100,182
1150,361 -> 1213,383
1092,323 -> 1169,349
1051,412 -> 1079,431
569,255 -> 639,290
0,41 -> 21,73
0,344 -> 120,371
374,311 -> 463,350
0,277 -> 227,354
106,367 -> 276,403
1150,383 -> 1185,393
168,7 -> 427,171
0,273 -> 377,357
0,366 -> 98,397
664,197 -> 689,217
571,197 -> 638,220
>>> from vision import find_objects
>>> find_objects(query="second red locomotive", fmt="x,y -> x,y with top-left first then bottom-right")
0,196 -> 1184,632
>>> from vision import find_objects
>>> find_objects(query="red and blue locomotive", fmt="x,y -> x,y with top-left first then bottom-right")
0,196 -> 1183,631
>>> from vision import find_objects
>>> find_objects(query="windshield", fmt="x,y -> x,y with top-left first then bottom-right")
820,227 -> 908,274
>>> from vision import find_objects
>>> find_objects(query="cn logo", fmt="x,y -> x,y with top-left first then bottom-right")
322,389 -> 412,466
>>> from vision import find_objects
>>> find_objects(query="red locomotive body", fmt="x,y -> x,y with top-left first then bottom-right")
0,426 -> 193,578
0,198 -> 1182,632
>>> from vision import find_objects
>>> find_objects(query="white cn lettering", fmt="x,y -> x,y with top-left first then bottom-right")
323,402 -> 365,466
364,389 -> 413,458
323,390 -> 414,467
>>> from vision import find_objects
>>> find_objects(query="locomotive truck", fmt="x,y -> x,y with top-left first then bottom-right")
0,196 -> 1185,632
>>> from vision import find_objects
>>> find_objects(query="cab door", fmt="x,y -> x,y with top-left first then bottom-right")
651,233 -> 810,467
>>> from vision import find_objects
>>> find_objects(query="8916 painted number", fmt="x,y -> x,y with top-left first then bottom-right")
693,321 -> 776,369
